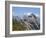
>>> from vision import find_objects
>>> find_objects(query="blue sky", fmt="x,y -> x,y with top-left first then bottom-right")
12,7 -> 40,17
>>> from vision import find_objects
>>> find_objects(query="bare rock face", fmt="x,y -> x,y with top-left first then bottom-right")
23,13 -> 40,30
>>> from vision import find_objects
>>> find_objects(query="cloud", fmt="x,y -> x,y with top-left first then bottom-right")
24,12 -> 32,16
27,13 -> 31,15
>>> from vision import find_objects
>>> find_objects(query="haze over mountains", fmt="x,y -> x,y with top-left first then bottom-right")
13,13 -> 40,30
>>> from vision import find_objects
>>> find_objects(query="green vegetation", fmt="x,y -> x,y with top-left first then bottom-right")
12,19 -> 27,31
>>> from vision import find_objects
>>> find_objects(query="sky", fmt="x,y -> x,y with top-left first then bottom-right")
12,7 -> 40,17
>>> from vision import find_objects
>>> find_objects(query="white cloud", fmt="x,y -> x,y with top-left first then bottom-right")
27,13 -> 31,15
24,12 -> 32,16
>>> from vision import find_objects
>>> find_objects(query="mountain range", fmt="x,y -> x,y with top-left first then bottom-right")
13,13 -> 40,30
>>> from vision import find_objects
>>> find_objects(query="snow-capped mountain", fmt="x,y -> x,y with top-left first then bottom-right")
13,16 -> 21,22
